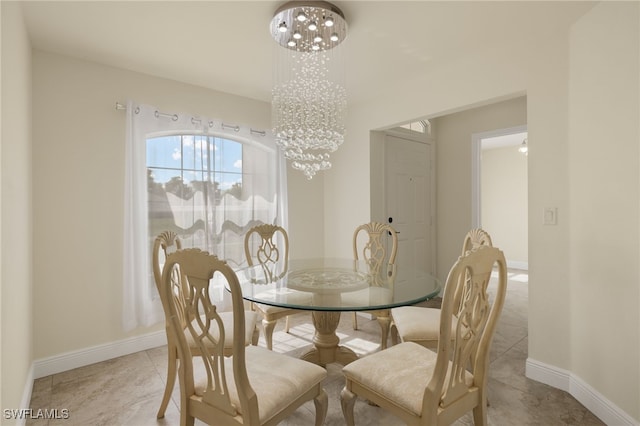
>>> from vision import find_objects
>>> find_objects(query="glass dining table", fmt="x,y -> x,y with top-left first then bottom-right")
235,257 -> 441,366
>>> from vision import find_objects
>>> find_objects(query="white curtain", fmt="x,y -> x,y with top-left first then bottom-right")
123,101 -> 288,331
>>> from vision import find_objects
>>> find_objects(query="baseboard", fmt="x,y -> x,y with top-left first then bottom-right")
507,259 -> 528,270
525,357 -> 570,391
14,364 -> 36,426
32,330 -> 166,379
526,358 -> 638,426
570,375 -> 639,426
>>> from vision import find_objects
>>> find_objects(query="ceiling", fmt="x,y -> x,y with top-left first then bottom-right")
20,1 -> 596,106
482,131 -> 527,150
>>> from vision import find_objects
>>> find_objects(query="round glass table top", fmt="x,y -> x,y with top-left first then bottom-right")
234,258 -> 441,312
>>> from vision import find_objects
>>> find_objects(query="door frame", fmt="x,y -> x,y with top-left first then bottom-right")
371,127 -> 436,276
471,124 -> 527,228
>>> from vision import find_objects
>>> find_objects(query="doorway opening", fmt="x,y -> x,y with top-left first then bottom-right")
472,125 -> 528,270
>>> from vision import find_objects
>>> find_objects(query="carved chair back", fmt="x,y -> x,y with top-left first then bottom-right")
161,248 -> 258,421
152,231 -> 182,293
461,228 -> 493,254
452,228 -> 494,315
424,245 -> 507,418
352,222 -> 398,285
152,231 -> 188,327
244,224 -> 289,283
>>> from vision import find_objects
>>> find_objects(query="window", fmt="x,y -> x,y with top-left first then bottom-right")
123,101 -> 287,330
147,135 -> 245,259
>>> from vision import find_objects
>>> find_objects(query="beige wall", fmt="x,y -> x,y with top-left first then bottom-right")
324,2 -> 637,421
433,97 -> 527,279
287,172 -> 325,259
481,144 -> 528,265
2,0 -> 638,423
1,1 -> 33,416
31,51 -> 324,360
328,20 -> 571,367
568,1 -> 639,419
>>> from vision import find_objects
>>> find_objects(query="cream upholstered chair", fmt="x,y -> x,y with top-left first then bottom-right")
341,245 -> 507,426
161,248 -> 329,426
390,228 -> 493,349
152,231 -> 259,419
349,221 -> 398,349
244,224 -> 310,350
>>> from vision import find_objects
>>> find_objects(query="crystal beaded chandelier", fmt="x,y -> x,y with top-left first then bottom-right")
270,1 -> 348,179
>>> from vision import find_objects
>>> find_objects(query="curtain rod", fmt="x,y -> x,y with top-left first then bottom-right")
114,101 -> 266,136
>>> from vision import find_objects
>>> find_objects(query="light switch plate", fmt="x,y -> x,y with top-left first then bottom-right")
543,207 -> 557,225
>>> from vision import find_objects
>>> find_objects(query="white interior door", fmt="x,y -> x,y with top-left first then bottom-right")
384,132 -> 435,283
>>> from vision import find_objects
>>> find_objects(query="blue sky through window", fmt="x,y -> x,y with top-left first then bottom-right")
147,135 -> 242,190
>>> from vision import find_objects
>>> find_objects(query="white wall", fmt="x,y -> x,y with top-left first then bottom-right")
323,2 -> 638,423
287,173 -> 325,259
1,1 -> 33,417
30,50 -> 324,361
328,21 -> 571,368
328,17 -> 572,367
481,144 -> 528,266
432,97 -> 527,279
568,1 -> 639,420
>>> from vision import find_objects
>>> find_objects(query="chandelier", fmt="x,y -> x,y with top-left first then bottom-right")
270,1 -> 348,179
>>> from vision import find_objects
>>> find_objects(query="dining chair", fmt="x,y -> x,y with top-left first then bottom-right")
390,228 -> 493,349
244,223 -> 310,350
348,221 -> 398,349
341,244 -> 507,426
152,230 -> 259,419
161,248 -> 328,426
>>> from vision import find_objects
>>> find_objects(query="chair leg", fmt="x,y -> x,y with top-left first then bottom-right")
284,315 -> 291,333
157,341 -> 177,418
263,318 -> 277,350
313,388 -> 329,426
340,386 -> 357,426
376,313 -> 391,350
181,394 -> 194,426
352,312 -> 358,330
472,393 -> 489,426
390,322 -> 399,346
251,325 -> 260,346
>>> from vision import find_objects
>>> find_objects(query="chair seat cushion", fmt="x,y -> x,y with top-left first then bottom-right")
194,345 -> 326,423
391,306 -> 457,346
342,341 -> 472,416
186,311 -> 258,350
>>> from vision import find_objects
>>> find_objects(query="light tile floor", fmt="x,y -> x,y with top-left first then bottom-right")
28,270 -> 605,425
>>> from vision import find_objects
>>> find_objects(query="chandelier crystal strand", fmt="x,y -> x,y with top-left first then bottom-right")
271,1 -> 347,179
